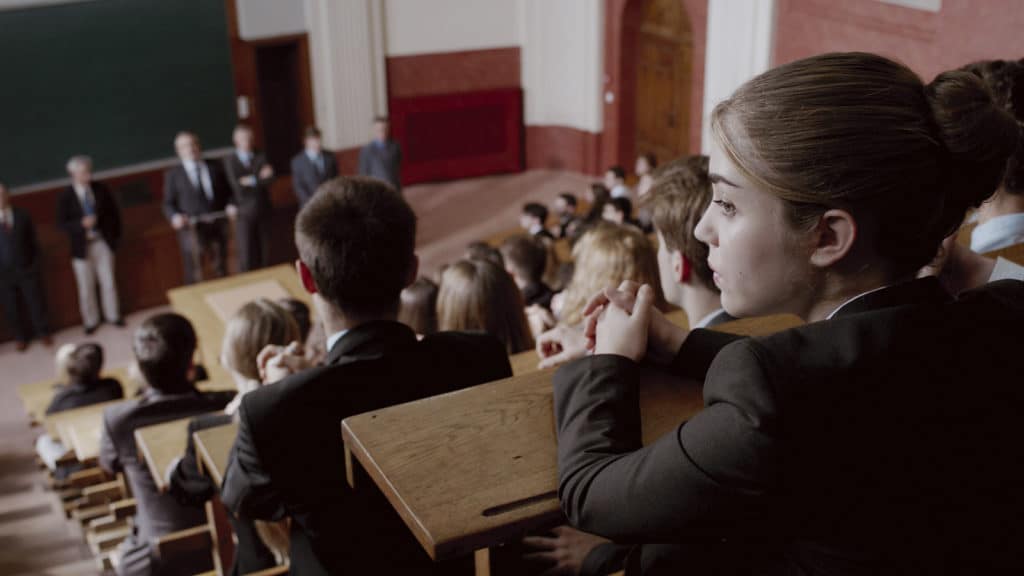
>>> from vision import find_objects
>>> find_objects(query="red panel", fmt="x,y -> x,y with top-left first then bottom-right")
390,88 -> 524,185
387,47 -> 520,99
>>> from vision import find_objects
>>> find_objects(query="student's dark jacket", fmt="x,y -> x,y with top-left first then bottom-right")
221,321 -> 512,576
168,412 -> 277,576
45,377 -> 123,415
555,278 -> 1024,575
55,182 -> 122,259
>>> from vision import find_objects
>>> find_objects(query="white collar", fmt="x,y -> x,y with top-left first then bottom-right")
990,257 -> 1024,283
528,223 -> 544,235
325,328 -> 349,354
825,284 -> 893,320
694,308 -> 726,329
73,182 -> 90,196
970,212 -> 1024,254
183,159 -> 204,171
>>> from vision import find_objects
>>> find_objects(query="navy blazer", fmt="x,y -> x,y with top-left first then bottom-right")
55,182 -> 122,259
290,150 -> 339,206
555,278 -> 1024,575
0,207 -> 40,278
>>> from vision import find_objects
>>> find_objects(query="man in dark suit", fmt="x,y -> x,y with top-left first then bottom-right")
290,126 -> 338,207
357,116 -> 402,192
224,124 -> 274,272
0,181 -> 51,351
221,177 -> 512,575
99,313 -> 234,576
163,132 -> 237,285
57,155 -> 123,334
520,202 -> 555,241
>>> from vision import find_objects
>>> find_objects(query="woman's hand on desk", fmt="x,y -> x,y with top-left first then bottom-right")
522,525 -> 610,576
537,323 -> 588,369
583,282 -> 687,365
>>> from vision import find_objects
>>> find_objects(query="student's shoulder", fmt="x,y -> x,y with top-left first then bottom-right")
238,364 -> 335,419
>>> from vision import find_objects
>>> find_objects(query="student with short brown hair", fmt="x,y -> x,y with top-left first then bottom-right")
221,177 -> 511,575
500,234 -> 554,309
438,258 -> 535,354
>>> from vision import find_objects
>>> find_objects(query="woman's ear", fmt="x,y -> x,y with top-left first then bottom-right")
809,209 -> 857,268
296,259 -> 318,294
672,251 -> 692,284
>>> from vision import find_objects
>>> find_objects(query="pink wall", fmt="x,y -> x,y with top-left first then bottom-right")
775,0 -> 1024,81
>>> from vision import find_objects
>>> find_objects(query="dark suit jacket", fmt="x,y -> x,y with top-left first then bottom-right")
523,281 -> 554,309
45,377 -> 123,415
221,321 -> 512,575
555,278 -> 1024,575
357,140 -> 402,191
290,150 -> 339,206
0,207 -> 40,279
162,161 -> 232,221
168,411 -> 276,576
55,182 -> 121,259
223,152 -> 273,218
98,388 -> 234,543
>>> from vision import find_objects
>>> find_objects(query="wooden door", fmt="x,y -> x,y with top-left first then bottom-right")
634,0 -> 694,163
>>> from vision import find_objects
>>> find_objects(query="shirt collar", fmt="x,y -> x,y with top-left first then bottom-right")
694,308 -> 726,329
325,328 -> 349,354
528,223 -> 544,235
236,149 -> 252,161
970,212 -> 1024,254
73,182 -> 90,196
825,285 -> 893,320
183,159 -> 202,171
306,149 -> 321,161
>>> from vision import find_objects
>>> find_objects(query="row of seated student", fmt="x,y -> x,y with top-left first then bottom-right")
30,54 -> 1024,576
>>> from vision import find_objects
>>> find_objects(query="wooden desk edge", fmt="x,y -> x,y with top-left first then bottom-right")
135,427 -> 171,494
341,419 -> 439,559
194,428 -> 225,489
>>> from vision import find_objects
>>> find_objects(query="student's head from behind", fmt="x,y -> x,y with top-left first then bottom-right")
962,59 -> 1024,197
277,298 -> 312,344
465,241 -> 505,268
372,116 -> 390,143
645,155 -> 717,304
295,177 -> 418,323
585,184 -> 611,223
604,165 -> 626,189
697,52 -> 1018,320
66,342 -> 104,386
438,258 -> 534,354
303,126 -> 323,152
500,234 -> 548,287
174,132 -> 201,162
554,193 -> 578,216
133,313 -> 197,393
635,153 -> 657,176
398,277 -> 439,336
602,197 -> 633,225
559,222 -> 663,326
520,202 -> 549,231
233,124 -> 255,152
221,299 -> 301,386
66,155 -> 93,186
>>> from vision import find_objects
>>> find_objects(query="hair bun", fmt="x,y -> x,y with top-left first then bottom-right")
925,70 -> 1020,230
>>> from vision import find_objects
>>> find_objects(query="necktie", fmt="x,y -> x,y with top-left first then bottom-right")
82,189 -> 95,217
194,164 -> 212,201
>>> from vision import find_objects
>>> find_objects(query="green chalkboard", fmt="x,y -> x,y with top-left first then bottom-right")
0,0 -> 237,188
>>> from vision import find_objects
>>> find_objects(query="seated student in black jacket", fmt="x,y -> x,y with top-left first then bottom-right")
99,314 -> 234,576
168,298 -> 301,575
501,234 -> 555,310
554,53 -> 1024,575
220,177 -> 512,575
46,342 -> 122,415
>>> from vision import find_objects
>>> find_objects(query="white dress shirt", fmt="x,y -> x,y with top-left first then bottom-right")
325,328 -> 349,354
0,207 -> 13,230
970,213 -> 1024,254
693,308 -> 727,329
990,257 -> 1024,282
73,183 -> 98,239
825,284 -> 893,320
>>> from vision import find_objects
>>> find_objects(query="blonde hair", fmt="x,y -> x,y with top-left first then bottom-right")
221,299 -> 301,381
712,52 -> 1018,278
437,259 -> 534,354
558,222 -> 663,326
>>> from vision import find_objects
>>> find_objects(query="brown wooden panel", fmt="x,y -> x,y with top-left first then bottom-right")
387,47 -> 521,99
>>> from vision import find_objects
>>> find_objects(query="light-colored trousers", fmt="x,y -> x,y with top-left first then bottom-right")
72,238 -> 120,327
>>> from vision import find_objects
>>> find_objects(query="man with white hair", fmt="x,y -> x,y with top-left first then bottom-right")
56,155 -> 123,334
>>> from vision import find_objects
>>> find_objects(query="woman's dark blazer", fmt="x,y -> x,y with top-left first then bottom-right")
555,277 -> 1024,575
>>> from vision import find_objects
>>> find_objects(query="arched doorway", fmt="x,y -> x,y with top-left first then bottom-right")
602,0 -> 705,170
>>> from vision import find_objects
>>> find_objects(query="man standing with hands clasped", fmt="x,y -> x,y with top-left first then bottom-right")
57,155 -> 123,334
163,132 -> 236,285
